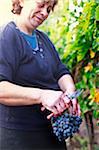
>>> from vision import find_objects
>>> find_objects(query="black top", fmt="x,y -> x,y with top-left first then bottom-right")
0,22 -> 71,130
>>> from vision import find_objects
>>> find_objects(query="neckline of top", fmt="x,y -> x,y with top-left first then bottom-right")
10,21 -> 36,36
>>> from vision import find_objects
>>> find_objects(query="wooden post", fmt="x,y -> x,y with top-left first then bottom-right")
84,110 -> 94,150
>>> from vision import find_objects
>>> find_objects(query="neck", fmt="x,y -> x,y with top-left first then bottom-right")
15,16 -> 34,35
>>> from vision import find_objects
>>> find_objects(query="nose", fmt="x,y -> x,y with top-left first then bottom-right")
41,7 -> 49,18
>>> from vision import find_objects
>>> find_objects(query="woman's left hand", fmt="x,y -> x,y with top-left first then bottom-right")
61,91 -> 81,116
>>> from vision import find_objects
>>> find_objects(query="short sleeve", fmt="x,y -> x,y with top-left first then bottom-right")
51,44 -> 71,80
0,25 -> 20,82
39,31 -> 71,81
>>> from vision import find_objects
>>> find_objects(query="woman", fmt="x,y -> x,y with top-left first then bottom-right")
0,0 -> 81,149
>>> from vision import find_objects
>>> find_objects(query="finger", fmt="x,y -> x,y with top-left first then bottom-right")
68,106 -> 73,115
63,95 -> 71,104
59,99 -> 66,109
72,99 -> 77,115
55,102 -> 64,114
47,113 -> 54,119
63,96 -> 71,109
77,104 -> 81,116
51,106 -> 59,115
41,106 -> 46,111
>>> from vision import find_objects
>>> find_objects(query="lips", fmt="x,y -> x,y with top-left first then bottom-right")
35,15 -> 44,22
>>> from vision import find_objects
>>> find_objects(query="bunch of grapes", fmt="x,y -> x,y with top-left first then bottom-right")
51,112 -> 82,141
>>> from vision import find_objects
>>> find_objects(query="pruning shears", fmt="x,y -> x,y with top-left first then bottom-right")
66,89 -> 83,100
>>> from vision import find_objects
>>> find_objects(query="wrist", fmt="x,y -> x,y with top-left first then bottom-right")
38,89 -> 44,104
66,88 -> 76,94
64,89 -> 76,100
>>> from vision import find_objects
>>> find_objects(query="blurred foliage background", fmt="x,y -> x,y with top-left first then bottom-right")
0,0 -> 99,149
40,0 -> 99,119
40,0 -> 99,149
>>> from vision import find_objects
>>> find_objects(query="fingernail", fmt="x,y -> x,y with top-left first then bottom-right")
73,111 -> 76,115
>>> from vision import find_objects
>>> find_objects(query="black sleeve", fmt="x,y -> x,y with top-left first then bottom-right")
41,31 -> 71,81
51,44 -> 71,81
0,24 -> 20,82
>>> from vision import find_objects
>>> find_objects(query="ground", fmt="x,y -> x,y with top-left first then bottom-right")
66,118 -> 99,150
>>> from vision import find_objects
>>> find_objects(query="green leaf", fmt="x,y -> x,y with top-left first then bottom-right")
77,49 -> 88,62
95,6 -> 99,21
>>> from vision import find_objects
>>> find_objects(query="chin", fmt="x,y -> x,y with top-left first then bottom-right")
30,21 -> 41,29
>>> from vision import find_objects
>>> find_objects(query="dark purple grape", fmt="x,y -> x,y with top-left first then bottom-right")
51,112 -> 82,141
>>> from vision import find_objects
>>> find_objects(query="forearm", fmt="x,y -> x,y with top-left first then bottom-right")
0,81 -> 42,106
58,74 -> 76,94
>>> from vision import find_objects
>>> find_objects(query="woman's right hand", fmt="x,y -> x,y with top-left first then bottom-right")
40,89 -> 66,116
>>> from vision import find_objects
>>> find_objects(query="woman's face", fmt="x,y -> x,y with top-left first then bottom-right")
20,0 -> 54,31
